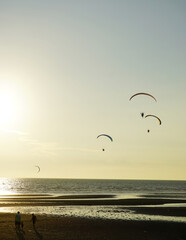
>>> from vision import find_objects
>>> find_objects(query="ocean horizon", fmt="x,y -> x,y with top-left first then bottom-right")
0,178 -> 186,195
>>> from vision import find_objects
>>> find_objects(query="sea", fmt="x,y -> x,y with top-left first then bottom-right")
0,178 -> 186,222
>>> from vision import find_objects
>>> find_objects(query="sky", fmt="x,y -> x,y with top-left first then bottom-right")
0,0 -> 186,180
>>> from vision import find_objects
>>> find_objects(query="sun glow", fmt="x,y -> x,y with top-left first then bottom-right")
0,93 -> 15,124
0,86 -> 25,128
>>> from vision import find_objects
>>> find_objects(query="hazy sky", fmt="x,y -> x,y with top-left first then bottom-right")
0,0 -> 186,179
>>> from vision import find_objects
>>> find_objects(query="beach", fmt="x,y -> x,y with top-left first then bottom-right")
0,195 -> 186,240
0,212 -> 186,240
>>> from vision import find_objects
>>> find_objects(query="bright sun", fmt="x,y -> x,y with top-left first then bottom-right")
0,87 -> 24,128
0,93 -> 15,124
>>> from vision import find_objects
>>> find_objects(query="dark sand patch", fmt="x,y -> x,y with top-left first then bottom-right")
1,196 -> 186,207
127,206 -> 186,217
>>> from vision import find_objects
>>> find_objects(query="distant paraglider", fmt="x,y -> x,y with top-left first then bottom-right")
129,92 -> 157,102
97,134 -> 113,151
145,114 -> 161,133
35,165 -> 40,173
141,112 -> 144,118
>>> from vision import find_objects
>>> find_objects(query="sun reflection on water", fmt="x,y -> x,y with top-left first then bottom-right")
0,178 -> 17,195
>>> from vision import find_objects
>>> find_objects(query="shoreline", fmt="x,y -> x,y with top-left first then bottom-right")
0,194 -> 186,224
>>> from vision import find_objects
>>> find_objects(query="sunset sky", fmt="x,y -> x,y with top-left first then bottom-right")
0,0 -> 185,180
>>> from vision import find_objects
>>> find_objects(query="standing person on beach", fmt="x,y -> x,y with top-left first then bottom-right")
15,211 -> 21,231
32,213 -> 37,227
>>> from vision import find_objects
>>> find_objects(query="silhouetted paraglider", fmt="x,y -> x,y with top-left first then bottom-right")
97,134 -> 113,151
145,114 -> 161,133
35,165 -> 40,173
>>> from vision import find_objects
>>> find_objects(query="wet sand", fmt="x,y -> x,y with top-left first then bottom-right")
0,195 -> 186,239
0,194 -> 186,207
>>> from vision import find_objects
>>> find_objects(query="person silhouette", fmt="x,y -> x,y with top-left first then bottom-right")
15,211 -> 21,231
32,213 -> 37,227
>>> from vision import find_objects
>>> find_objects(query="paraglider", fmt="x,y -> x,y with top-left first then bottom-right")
145,114 -> 161,133
129,92 -> 157,102
35,165 -> 40,173
97,134 -> 113,151
145,114 -> 162,125
141,112 -> 144,118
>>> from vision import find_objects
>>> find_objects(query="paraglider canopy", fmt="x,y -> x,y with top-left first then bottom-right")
35,165 -> 40,173
97,134 -> 113,142
145,114 -> 162,125
129,92 -> 157,102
